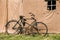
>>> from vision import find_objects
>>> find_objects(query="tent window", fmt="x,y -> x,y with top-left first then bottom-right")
46,0 -> 56,10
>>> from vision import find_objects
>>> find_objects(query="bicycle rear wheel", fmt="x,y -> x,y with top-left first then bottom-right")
37,22 -> 48,36
5,20 -> 21,34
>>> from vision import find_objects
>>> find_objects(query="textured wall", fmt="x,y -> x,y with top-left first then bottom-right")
8,0 -> 23,20
0,0 -> 60,33
23,0 -> 60,33
0,0 -> 7,33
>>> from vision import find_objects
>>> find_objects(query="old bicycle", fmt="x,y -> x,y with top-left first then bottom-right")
5,12 -> 48,36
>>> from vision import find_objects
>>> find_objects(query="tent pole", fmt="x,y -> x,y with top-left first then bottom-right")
5,0 -> 8,34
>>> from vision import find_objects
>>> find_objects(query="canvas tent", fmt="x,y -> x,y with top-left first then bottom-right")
0,0 -> 60,33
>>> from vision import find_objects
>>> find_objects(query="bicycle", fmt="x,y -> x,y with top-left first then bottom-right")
5,12 -> 48,36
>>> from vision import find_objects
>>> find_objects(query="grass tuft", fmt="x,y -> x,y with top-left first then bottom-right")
0,33 -> 60,40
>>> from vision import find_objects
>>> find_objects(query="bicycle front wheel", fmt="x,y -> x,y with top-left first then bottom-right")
5,20 -> 21,34
37,22 -> 48,36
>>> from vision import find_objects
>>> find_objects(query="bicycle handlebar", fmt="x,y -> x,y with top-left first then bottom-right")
19,12 -> 36,21
29,12 -> 35,17
25,17 -> 36,21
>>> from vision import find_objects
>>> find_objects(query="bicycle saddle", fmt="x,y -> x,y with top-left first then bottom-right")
20,16 -> 25,19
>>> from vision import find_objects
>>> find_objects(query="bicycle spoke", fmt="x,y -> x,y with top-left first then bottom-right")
6,20 -> 20,34
36,22 -> 48,36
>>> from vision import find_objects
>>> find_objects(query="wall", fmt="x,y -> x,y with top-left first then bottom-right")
23,0 -> 60,33
0,0 -> 7,33
0,0 -> 60,33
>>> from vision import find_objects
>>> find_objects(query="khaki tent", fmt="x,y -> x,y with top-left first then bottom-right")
0,0 -> 60,33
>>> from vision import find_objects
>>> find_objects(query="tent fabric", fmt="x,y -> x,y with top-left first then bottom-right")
8,0 -> 23,20
0,0 -> 7,33
0,0 -> 60,33
23,0 -> 60,33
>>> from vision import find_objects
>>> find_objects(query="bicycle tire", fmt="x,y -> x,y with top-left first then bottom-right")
5,20 -> 21,34
36,22 -> 48,36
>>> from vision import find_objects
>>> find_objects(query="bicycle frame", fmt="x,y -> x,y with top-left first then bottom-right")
5,13 -> 48,36
12,19 -> 20,28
